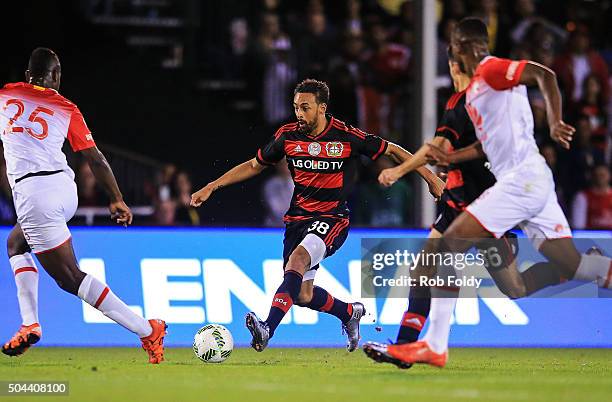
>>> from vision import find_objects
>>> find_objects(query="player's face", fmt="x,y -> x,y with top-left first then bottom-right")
293,92 -> 325,135
448,61 -> 461,82
450,31 -> 470,71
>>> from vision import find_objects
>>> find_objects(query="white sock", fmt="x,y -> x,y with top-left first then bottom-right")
573,254 -> 612,288
77,274 -> 152,337
10,253 -> 40,327
422,287 -> 458,354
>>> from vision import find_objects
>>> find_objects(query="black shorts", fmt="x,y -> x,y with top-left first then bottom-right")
283,216 -> 350,271
432,203 -> 461,234
432,203 -> 519,269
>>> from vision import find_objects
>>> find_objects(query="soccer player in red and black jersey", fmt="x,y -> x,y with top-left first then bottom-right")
191,79 -> 444,352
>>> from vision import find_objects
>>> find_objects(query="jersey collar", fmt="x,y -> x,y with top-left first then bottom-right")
479,55 -> 494,65
306,114 -> 334,141
468,56 -> 496,91
3,82 -> 57,94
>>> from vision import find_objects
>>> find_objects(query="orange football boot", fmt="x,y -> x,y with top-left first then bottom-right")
387,340 -> 448,368
140,319 -> 167,364
2,323 -> 42,356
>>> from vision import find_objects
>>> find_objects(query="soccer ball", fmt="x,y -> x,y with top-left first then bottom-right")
193,324 -> 234,363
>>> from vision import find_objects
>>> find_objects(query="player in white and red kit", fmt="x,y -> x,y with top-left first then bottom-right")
0,48 -> 166,363
386,18 -> 612,368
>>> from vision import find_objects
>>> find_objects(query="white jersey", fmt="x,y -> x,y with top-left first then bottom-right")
0,82 -> 95,188
465,56 -> 544,179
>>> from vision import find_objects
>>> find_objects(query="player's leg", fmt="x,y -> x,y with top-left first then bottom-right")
294,218 -> 359,323
266,244 -> 311,332
363,228 -> 439,368
387,178 -> 535,367
377,213 -> 489,367
2,225 -> 41,356
258,233 -> 348,339
34,239 -> 167,363
246,221 -> 310,351
540,238 -> 612,288
296,271 -> 365,352
395,228 -> 440,344
12,174 -> 165,363
419,211 -> 487,356
35,240 -> 157,334
478,232 -> 561,297
7,224 -> 37,325
34,239 -> 151,331
296,276 -> 354,325
477,234 -> 527,299
524,191 -> 612,289
296,278 -> 315,306
246,244 -> 310,352
519,262 -> 563,295
295,217 -> 365,351
247,217 -> 364,352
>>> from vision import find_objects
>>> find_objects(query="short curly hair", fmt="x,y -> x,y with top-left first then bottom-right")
294,79 -> 330,105
456,17 -> 489,44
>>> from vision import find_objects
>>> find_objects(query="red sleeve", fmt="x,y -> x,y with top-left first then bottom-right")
67,108 -> 95,151
480,58 -> 528,91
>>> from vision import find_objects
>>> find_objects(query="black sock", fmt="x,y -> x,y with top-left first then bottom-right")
265,270 -> 303,336
396,286 -> 431,344
521,262 -> 562,295
303,286 -> 352,323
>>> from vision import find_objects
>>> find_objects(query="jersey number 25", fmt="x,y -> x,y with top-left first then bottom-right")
3,99 -> 54,140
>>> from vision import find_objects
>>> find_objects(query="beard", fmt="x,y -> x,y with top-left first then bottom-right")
297,119 -> 317,135
457,58 -> 468,74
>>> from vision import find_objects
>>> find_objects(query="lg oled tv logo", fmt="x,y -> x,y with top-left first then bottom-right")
78,258 -> 529,326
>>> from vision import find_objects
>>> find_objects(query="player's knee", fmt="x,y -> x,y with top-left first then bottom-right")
501,284 -> 526,299
55,278 -> 77,295
54,269 -> 86,295
554,259 -> 579,278
7,242 -> 25,258
438,232 -> 471,254
295,288 -> 314,306
7,236 -> 29,258
286,247 -> 311,274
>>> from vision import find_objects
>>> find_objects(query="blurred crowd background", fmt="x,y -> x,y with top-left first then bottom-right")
0,0 -> 610,229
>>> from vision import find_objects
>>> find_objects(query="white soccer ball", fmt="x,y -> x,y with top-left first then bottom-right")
193,324 -> 234,363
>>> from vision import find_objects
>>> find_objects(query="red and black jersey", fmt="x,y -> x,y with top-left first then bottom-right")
435,90 -> 496,211
256,115 -> 388,222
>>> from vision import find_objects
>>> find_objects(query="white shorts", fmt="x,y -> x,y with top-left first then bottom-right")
13,172 -> 78,254
466,160 -> 571,247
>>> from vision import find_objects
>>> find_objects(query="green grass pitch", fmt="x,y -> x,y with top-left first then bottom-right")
1,347 -> 611,402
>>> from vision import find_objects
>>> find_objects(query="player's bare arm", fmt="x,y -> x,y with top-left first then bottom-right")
80,146 -> 133,226
519,61 -> 575,149
191,157 -> 267,207
383,142 -> 446,199
425,141 -> 485,167
379,136 -> 450,188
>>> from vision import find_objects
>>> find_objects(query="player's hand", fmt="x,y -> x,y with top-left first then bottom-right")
190,185 -> 214,207
109,200 -> 133,227
550,120 -> 575,150
428,176 -> 446,200
424,143 -> 450,167
378,167 -> 402,187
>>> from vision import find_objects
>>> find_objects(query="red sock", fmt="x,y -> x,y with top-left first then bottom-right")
304,286 -> 352,323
